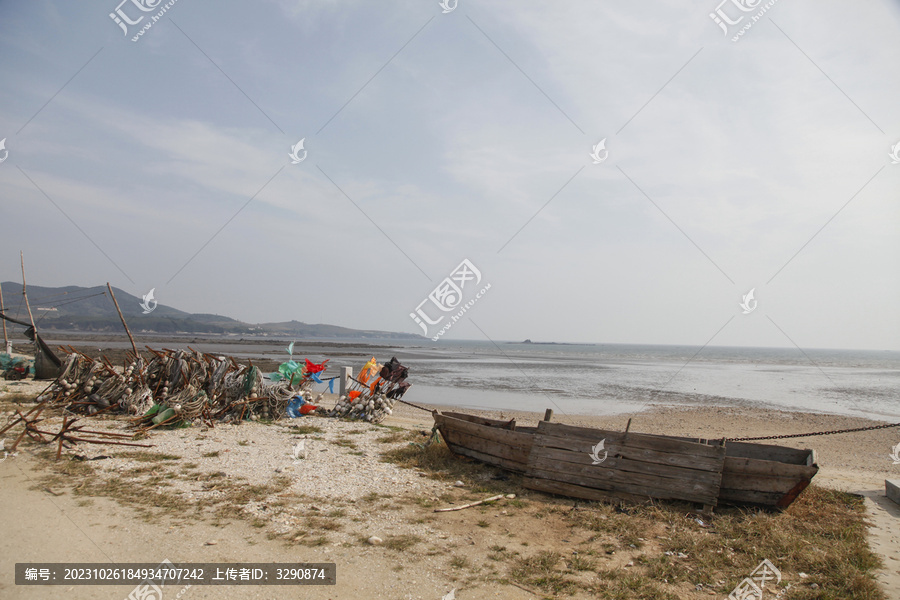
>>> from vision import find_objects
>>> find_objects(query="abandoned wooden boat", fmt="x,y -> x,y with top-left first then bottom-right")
432,410 -> 817,510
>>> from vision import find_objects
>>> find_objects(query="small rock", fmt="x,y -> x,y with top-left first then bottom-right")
625,561 -> 634,567
367,536 -> 383,545
205,540 -> 217,546
799,572 -> 808,579
453,481 -> 465,487
505,494 -> 516,499
810,583 -> 819,590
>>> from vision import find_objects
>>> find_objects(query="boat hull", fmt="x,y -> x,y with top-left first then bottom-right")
433,411 -> 818,509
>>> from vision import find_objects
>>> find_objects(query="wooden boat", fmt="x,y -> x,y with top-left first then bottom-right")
432,410 -> 817,510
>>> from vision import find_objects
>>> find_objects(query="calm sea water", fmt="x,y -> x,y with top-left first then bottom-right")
53,337 -> 900,421
403,341 -> 900,421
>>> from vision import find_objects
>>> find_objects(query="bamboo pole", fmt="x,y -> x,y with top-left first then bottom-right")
106,283 -> 138,356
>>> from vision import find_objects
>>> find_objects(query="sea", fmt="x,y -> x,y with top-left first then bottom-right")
51,337 -> 900,422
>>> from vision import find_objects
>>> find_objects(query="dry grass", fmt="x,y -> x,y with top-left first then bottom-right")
384,438 -> 885,600
290,425 -> 324,435
383,534 -> 422,551
380,440 -> 523,496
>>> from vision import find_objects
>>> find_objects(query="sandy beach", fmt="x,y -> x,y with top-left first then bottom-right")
2,373 -> 898,600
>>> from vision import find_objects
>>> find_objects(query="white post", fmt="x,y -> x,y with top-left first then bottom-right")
339,366 -> 352,397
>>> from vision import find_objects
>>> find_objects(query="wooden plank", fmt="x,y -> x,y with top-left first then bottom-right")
721,474 -> 805,494
524,476 -> 657,505
718,488 -> 786,507
530,447 -> 723,490
537,421 -> 724,459
443,412 -> 517,430
532,432 -> 725,473
447,444 -> 529,473
442,429 -> 531,464
723,456 -> 818,478
529,458 -> 720,502
439,421 -> 533,451
724,441 -> 813,465
527,463 -> 720,506
436,415 -> 534,446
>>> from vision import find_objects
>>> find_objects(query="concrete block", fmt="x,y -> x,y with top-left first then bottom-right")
887,480 -> 900,506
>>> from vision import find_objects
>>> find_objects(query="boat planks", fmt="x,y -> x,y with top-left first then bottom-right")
719,443 -> 818,509
523,421 -> 726,506
434,411 -> 535,474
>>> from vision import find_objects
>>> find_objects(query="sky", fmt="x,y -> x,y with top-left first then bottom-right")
0,0 -> 898,351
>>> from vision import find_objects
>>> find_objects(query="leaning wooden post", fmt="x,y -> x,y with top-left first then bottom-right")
20,252 -> 37,331
543,408 -> 553,422
0,280 -> 9,354
106,283 -> 138,357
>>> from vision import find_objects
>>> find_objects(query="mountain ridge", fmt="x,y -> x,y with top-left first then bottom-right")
0,282 -> 422,340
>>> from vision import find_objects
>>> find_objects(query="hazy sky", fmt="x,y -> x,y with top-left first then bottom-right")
1,0 -> 898,350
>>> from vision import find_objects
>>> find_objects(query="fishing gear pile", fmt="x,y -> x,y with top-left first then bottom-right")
328,356 -> 410,423
46,347 -> 306,429
41,348 -> 412,428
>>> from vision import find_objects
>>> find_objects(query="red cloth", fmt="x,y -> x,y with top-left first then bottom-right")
299,404 -> 318,415
304,359 -> 328,374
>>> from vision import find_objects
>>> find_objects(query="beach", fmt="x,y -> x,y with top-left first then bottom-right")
2,367 -> 898,600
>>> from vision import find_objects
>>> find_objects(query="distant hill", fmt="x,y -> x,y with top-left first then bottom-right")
0,282 -> 422,340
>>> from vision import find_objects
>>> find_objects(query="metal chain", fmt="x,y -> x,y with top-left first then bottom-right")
727,421 -> 900,442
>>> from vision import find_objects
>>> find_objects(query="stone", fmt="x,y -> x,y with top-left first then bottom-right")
367,536 -> 383,545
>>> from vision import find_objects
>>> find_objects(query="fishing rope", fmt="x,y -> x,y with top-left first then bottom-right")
727,421 -> 900,441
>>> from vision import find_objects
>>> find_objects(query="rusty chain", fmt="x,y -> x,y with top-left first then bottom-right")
727,421 -> 900,442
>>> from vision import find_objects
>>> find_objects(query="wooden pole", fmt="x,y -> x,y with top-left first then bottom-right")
106,283 -> 138,356
20,252 -> 36,331
543,408 -> 553,422
0,280 -> 8,351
